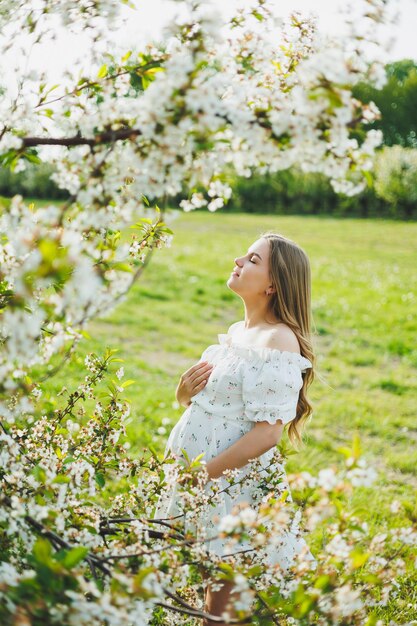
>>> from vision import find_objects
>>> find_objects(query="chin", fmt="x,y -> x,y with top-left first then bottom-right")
226,276 -> 239,293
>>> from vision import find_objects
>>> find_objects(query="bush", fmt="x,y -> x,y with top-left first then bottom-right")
3,159 -> 417,221
0,162 -> 69,200
225,168 -> 405,218
374,145 -> 417,218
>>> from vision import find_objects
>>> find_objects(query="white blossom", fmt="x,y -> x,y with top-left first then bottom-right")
317,467 -> 340,491
334,584 -> 363,616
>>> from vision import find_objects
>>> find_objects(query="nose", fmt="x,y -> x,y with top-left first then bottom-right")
234,257 -> 243,267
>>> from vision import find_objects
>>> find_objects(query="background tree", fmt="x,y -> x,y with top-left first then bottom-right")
353,59 -> 417,148
374,144 -> 417,216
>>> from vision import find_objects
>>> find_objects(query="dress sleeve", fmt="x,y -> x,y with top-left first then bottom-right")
242,358 -> 305,426
198,344 -> 220,363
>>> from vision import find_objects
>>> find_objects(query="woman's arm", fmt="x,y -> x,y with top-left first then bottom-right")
205,421 -> 284,480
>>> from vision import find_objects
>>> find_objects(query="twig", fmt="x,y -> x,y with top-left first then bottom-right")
157,599 -> 251,624
1,495 -> 111,577
105,516 -> 184,530
35,61 -> 165,110
251,588 -> 282,625
163,587 -> 253,623
24,511 -> 111,576
38,336 -> 80,383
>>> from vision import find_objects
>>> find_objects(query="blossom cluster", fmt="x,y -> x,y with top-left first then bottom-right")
0,367 -> 415,625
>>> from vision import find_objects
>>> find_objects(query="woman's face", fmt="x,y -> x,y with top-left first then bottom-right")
227,238 -> 273,298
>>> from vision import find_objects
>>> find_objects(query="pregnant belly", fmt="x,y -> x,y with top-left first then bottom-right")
165,405 -> 250,464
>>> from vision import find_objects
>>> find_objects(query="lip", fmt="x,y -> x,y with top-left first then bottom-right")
231,271 -> 240,277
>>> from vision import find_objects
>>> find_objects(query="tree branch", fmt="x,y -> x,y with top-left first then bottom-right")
22,128 -> 142,148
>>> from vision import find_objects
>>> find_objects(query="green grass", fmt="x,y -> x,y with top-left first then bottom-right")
45,210 -> 417,475
41,210 -> 417,619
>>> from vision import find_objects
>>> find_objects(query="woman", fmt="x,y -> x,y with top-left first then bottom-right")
154,232 -> 316,624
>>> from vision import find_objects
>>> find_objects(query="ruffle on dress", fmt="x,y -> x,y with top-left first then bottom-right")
217,333 -> 312,426
217,333 -> 313,371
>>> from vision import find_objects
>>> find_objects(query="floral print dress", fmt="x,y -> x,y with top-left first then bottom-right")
154,332 -> 315,569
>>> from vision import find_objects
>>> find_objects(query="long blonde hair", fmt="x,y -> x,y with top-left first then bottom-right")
262,232 -> 315,448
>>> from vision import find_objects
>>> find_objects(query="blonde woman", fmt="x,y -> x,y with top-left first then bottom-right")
155,233 -> 316,625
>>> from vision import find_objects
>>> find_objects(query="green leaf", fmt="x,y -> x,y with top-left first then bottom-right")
121,379 -> 135,388
23,151 -> 41,164
95,472 -> 105,488
252,10 -> 264,21
111,262 -> 132,272
247,565 -> 263,577
362,169 -> 374,188
314,574 -> 332,591
97,64 -> 108,79
352,433 -> 362,458
148,444 -> 159,459
189,452 -> 206,467
61,546 -> 89,569
33,538 -> 53,564
53,474 -> 71,484
38,239 -> 59,263
180,448 -> 191,464
33,465 -> 46,484
141,75 -> 151,90
350,548 -> 370,568
278,489 -> 289,502
218,563 -> 235,579
337,446 -> 353,458
144,67 -> 164,76
55,428 -> 68,436
133,567 -> 158,597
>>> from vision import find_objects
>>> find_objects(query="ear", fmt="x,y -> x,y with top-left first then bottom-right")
267,285 -> 276,295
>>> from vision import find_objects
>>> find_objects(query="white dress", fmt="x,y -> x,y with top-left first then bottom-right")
154,332 -> 315,570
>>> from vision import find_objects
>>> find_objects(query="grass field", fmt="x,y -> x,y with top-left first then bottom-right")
42,209 -> 417,620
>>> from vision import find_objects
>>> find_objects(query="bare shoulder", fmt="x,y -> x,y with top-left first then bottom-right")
265,324 -> 301,354
227,321 -> 244,336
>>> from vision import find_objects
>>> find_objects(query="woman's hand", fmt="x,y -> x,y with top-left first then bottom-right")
176,361 -> 214,407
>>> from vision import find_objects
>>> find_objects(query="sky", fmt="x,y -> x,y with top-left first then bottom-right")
119,0 -> 417,59
23,0 -> 417,83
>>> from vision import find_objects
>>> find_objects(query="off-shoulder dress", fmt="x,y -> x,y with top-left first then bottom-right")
154,332 -> 315,569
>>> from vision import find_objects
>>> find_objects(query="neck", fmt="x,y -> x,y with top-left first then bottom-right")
242,297 -> 276,329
